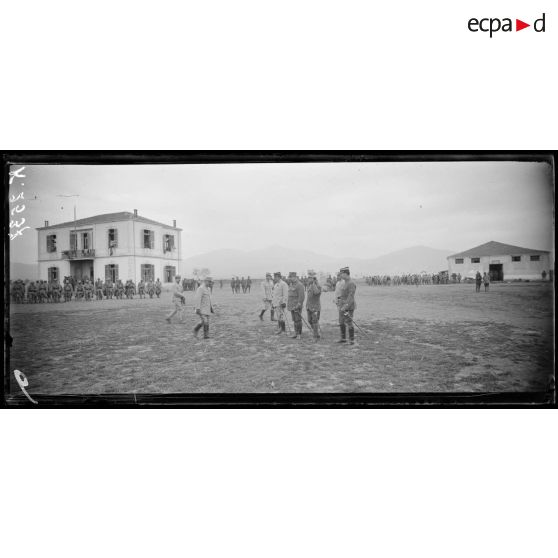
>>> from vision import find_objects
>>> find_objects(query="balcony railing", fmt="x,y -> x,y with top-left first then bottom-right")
61,249 -> 96,260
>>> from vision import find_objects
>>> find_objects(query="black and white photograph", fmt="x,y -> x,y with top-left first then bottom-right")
5,153 -> 555,405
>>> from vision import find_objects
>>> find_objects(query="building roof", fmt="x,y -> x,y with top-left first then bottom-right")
449,241 -> 550,259
36,211 -> 182,231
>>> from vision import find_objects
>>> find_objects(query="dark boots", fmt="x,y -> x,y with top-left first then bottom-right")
203,324 -> 209,339
271,309 -> 276,321
259,310 -> 265,320
338,324 -> 347,343
348,327 -> 355,345
193,323 -> 202,337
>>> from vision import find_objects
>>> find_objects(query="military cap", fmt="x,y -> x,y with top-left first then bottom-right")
273,271 -> 282,277
266,272 -> 272,278
175,275 -> 181,280
288,271 -> 297,278
340,267 -> 350,274
308,270 -> 317,278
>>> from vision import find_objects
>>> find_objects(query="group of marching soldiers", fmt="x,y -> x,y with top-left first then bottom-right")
10,277 -> 164,303
259,267 -> 357,344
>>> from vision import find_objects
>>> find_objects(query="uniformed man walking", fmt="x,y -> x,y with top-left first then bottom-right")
166,275 -> 186,323
337,266 -> 357,345
306,271 -> 322,341
287,272 -> 306,340
259,273 -> 274,321
271,271 -> 288,335
193,276 -> 214,339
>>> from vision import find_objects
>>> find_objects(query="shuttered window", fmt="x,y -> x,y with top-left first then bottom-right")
48,267 -> 59,281
141,264 -> 155,282
46,235 -> 57,252
143,229 -> 154,249
108,228 -> 118,248
164,266 -> 176,282
70,231 -> 77,250
163,234 -> 175,253
105,264 -> 118,283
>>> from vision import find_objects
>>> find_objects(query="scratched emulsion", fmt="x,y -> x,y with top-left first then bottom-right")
8,281 -> 553,394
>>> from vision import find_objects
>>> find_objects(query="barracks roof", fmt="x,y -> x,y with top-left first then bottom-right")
449,241 -> 550,259
36,212 -> 182,231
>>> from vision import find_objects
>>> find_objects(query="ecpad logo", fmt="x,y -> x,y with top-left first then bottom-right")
468,13 -> 546,37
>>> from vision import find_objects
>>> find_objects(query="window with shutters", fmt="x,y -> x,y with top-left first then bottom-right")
48,267 -> 59,281
46,235 -> 57,253
530,255 -> 540,261
141,264 -> 155,282
455,258 -> 464,264
511,256 -> 521,262
143,229 -> 154,249
163,234 -> 175,253
108,228 -> 118,252
105,264 -> 118,283
164,266 -> 176,282
70,231 -> 77,251
471,257 -> 480,263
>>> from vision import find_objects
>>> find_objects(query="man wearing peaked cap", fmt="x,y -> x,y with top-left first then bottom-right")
287,272 -> 305,340
338,266 -> 357,345
271,272 -> 288,334
306,270 -> 322,341
166,274 -> 186,323
259,273 -> 274,321
194,276 -> 215,339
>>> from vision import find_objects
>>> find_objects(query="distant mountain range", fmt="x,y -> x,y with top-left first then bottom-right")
9,245 -> 455,281
181,245 -> 455,278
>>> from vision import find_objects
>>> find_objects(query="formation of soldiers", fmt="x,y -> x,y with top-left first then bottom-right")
10,276 -> 164,303
365,272 -> 461,286
230,276 -> 252,293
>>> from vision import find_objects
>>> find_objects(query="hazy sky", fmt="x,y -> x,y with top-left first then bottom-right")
8,161 -> 554,264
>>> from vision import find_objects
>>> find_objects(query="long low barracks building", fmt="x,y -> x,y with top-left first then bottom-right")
447,241 -> 552,281
36,210 -> 182,284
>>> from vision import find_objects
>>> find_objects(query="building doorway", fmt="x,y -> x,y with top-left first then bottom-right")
70,260 -> 94,281
489,263 -> 503,282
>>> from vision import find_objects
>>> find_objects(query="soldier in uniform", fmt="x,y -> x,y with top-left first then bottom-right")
337,267 -> 357,345
95,278 -> 104,300
259,273 -> 274,321
306,271 -> 322,341
52,280 -> 62,302
271,271 -> 288,335
75,280 -> 84,301
138,279 -> 146,299
231,277 -> 236,294
193,276 -> 215,339
84,279 -> 94,301
246,276 -> 252,293
28,281 -> 37,303
146,279 -> 155,298
166,275 -> 186,323
38,280 -> 47,303
241,276 -> 247,293
63,279 -> 73,302
155,278 -> 162,298
287,272 -> 306,340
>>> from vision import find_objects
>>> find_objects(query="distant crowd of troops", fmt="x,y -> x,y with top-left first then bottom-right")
364,272 -> 462,286
10,277 -> 164,303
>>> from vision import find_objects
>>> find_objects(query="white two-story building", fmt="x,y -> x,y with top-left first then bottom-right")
447,240 -> 552,281
37,210 -> 182,284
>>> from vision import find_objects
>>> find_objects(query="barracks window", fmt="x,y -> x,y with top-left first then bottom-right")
108,228 -> 118,248
143,229 -> 154,249
105,264 -> 118,283
46,234 -> 57,253
163,234 -> 175,253
512,256 -> 521,262
141,264 -> 155,282
164,266 -> 176,282
48,267 -> 59,281
530,255 -> 540,261
471,257 -> 480,263
455,258 -> 464,264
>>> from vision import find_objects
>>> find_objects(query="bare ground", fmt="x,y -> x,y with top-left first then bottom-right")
7,281 -> 554,394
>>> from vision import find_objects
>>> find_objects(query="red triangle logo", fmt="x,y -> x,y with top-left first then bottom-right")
516,19 -> 530,31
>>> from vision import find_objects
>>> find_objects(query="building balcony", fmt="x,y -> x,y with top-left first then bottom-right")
62,249 -> 96,260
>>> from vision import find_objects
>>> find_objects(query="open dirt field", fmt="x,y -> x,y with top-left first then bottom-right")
7,281 -> 554,395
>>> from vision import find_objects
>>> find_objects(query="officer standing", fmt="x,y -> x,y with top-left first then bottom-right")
165,275 -> 186,323
306,271 -> 322,341
337,266 -> 357,345
259,273 -> 274,321
287,272 -> 305,340
193,276 -> 215,339
271,271 -> 288,335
